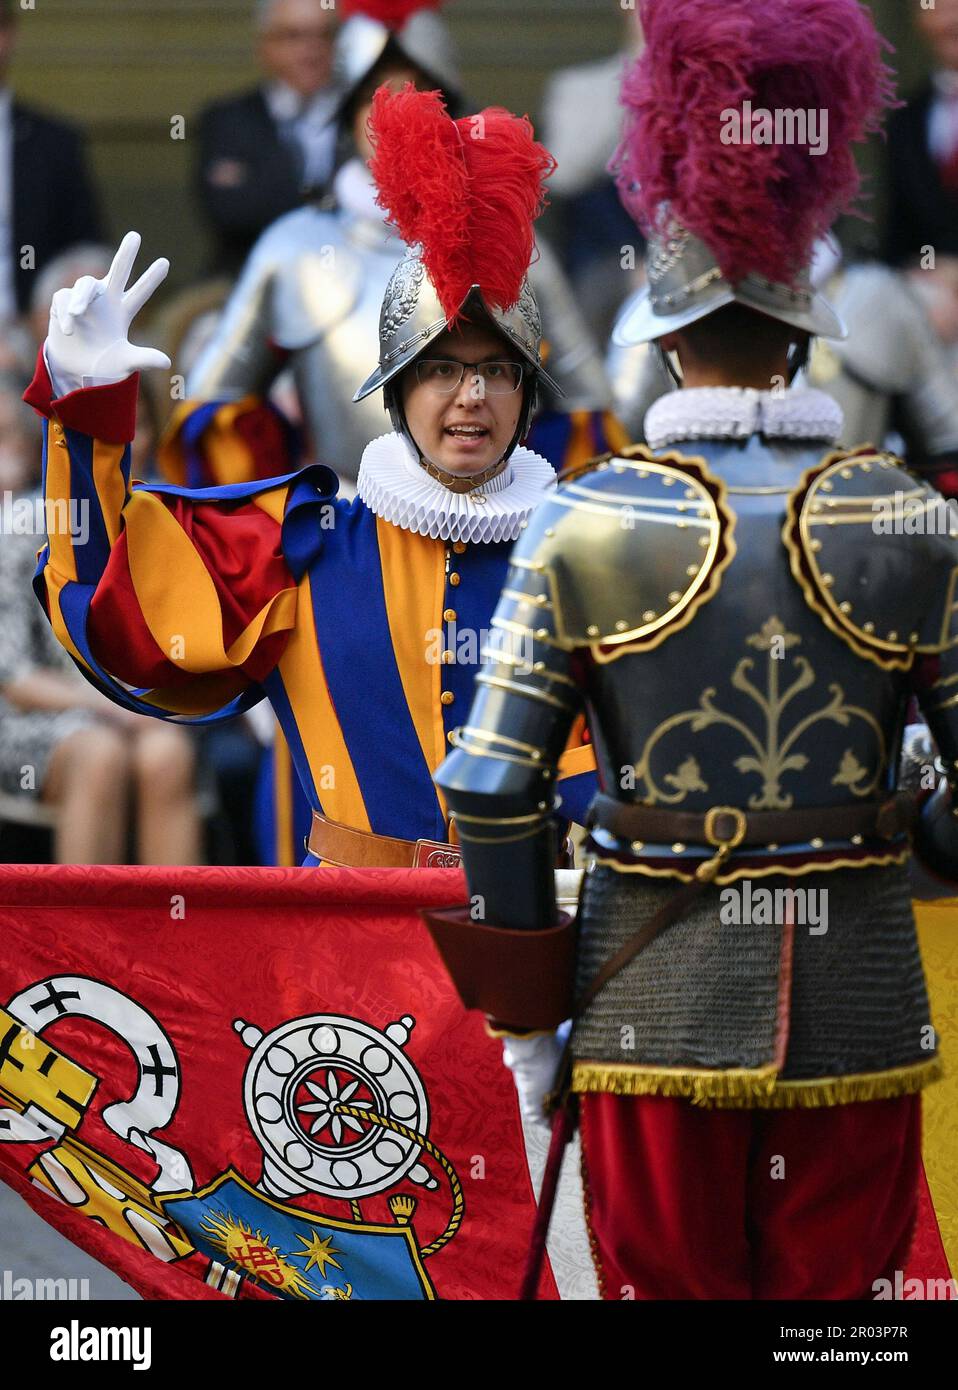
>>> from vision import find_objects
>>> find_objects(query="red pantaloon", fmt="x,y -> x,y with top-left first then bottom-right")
580,1091 -> 921,1300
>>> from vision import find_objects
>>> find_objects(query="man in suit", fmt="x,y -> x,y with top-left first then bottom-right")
885,0 -> 958,266
196,0 -> 342,277
0,2 -> 101,321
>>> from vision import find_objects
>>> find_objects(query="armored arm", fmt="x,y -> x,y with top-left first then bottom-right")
436,534 -> 585,933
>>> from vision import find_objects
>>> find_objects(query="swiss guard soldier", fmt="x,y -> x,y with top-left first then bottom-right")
425,0 -> 958,1298
166,0 -> 619,493
24,85 -> 594,868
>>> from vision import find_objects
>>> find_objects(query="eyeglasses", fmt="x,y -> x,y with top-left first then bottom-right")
415,359 -> 525,396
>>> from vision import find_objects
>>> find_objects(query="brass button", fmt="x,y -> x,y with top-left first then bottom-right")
443,608 -> 457,622
453,541 -> 467,554
447,729 -> 456,743
449,572 -> 461,587
441,650 -> 455,665
441,691 -> 454,706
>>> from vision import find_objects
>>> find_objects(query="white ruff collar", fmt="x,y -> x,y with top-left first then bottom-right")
356,432 -> 556,543
644,387 -> 844,450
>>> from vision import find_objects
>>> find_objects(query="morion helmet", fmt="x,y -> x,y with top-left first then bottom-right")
610,0 -> 896,348
336,0 -> 461,111
354,84 -> 561,455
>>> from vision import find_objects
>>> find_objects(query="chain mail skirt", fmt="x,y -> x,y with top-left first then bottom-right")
570,861 -> 940,1107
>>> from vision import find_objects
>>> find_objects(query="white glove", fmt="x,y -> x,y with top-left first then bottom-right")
46,230 -> 172,397
502,1023 -> 569,1131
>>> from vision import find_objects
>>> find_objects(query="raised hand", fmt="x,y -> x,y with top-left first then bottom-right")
46,231 -> 172,395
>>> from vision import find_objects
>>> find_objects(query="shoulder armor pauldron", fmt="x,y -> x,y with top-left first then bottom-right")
509,444 -> 736,662
784,448 -> 958,670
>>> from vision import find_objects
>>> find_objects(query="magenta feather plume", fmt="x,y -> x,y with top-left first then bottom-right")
612,0 -> 897,286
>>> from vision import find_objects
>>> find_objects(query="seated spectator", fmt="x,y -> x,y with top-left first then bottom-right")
196,0 -> 342,276
0,381 -> 202,864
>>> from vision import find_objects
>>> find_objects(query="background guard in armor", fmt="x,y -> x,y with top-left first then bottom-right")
424,0 -> 958,1300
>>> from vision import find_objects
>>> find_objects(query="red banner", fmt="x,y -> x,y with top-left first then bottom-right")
0,865 -> 557,1302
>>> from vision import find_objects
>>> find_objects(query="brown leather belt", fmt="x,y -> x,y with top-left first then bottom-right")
587,792 -> 916,850
307,811 -> 462,869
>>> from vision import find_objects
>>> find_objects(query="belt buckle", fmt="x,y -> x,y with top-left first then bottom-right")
413,838 -> 462,869
704,806 -> 747,851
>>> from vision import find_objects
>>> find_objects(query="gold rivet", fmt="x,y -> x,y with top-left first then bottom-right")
861,462 -> 871,473
685,488 -> 697,500
443,608 -> 456,622
535,628 -> 548,639
662,476 -> 675,487
453,541 -> 467,554
839,602 -> 852,614
440,691 -> 454,706
544,528 -> 555,539
863,622 -> 875,634
630,840 -> 645,853
810,539 -> 823,552
587,624 -> 599,637
811,837 -> 824,849
638,470 -> 649,479
677,520 -> 688,530
909,632 -> 919,644
687,564 -> 699,577
668,591 -> 681,604
767,843 -> 779,852
851,834 -> 863,846
441,650 -> 455,664
642,610 -> 656,622
821,481 -> 833,492
672,843 -> 686,854
840,468 -> 852,479
449,572 -> 461,586
887,631 -> 898,642
615,620 -> 627,632
822,574 -> 834,586
698,536 -> 710,548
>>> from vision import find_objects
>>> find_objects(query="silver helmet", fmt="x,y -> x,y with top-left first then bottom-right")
354,249 -> 560,452
335,12 -> 461,109
613,216 -> 846,348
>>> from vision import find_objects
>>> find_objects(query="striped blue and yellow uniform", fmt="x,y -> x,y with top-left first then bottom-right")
27,365 -> 595,864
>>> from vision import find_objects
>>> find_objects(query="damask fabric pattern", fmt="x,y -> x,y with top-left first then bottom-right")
916,899 -> 958,1278
571,862 -> 936,1100
0,864 -> 570,1302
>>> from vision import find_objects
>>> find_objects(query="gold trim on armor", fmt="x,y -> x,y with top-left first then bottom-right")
542,444 -> 738,662
785,449 -> 958,670
570,1056 -> 941,1108
479,646 -> 577,686
460,725 -> 546,758
448,727 -> 551,769
475,672 -> 577,711
491,617 -> 566,651
590,846 -> 910,885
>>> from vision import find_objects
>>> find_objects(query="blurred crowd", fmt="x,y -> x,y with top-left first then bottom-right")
2,0 -> 958,867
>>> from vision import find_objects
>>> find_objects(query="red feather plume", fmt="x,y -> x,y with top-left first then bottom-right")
340,0 -> 444,27
367,84 -> 556,320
